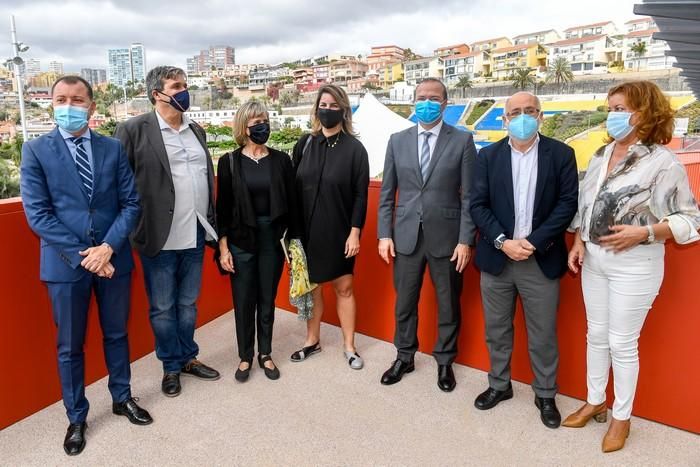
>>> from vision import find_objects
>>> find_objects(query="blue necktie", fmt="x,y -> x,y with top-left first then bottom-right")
420,132 -> 431,181
70,137 -> 93,198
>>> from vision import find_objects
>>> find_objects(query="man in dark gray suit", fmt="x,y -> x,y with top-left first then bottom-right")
377,78 -> 476,392
114,66 -> 220,398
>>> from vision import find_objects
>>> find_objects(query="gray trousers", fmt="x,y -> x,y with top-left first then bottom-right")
393,228 -> 463,365
480,257 -> 560,398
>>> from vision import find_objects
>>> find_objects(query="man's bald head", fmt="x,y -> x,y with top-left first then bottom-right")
505,92 -> 541,115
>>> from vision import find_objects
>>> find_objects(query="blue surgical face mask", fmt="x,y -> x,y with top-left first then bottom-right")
606,111 -> 635,141
415,100 -> 443,125
54,105 -> 89,133
507,114 -> 539,141
159,89 -> 190,112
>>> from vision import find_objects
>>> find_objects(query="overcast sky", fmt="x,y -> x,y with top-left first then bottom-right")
1,0 -> 640,72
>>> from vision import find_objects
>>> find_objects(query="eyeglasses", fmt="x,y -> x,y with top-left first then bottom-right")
506,107 -> 540,118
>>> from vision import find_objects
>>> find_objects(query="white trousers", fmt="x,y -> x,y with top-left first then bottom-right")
582,242 -> 664,420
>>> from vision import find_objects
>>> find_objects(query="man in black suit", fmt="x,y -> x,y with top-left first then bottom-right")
470,91 -> 578,428
114,66 -> 220,397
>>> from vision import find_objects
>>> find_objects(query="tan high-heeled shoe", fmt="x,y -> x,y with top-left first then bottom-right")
562,402 -> 607,428
602,417 -> 631,453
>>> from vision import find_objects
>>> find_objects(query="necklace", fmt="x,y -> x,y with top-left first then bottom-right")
242,150 -> 269,164
326,132 -> 341,148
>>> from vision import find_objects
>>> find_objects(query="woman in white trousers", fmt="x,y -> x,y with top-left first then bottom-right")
564,81 -> 700,453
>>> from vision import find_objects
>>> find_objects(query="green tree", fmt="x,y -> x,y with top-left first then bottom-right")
403,48 -> 419,61
546,57 -> 574,94
631,41 -> 648,71
0,158 -> 20,199
96,119 -> 118,137
206,124 -> 232,142
454,76 -> 473,98
509,67 -> 536,91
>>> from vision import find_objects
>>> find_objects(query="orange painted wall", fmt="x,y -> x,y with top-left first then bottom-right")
0,199 -> 231,430
2,177 -> 700,434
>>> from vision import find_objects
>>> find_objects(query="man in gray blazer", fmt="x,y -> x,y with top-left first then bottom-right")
114,66 -> 220,398
377,78 -> 477,392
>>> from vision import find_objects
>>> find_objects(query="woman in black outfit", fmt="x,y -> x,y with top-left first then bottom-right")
289,84 -> 370,369
216,101 -> 297,382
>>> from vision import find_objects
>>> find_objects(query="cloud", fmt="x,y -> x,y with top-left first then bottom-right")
0,0 -> 639,72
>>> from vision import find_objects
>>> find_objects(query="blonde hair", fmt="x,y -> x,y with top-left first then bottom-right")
606,81 -> 675,145
310,84 -> 355,136
233,100 -> 269,146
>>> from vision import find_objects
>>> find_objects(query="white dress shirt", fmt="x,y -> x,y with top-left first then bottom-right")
156,111 -> 217,250
417,119 -> 443,164
509,135 -> 539,240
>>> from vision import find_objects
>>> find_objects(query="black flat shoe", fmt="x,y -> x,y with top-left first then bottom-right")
380,359 -> 415,385
258,354 -> 280,380
112,397 -> 153,425
162,372 -> 181,397
63,422 -> 87,456
535,396 -> 562,429
290,342 -> 321,362
181,359 -> 220,380
437,364 -> 456,392
474,384 -> 513,410
235,359 -> 253,382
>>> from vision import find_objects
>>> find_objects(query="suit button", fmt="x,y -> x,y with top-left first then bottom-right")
169,209 -> 174,214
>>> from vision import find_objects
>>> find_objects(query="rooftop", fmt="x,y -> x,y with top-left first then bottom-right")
564,21 -> 615,31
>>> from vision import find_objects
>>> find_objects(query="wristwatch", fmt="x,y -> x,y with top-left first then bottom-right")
646,225 -> 655,243
494,234 -> 507,250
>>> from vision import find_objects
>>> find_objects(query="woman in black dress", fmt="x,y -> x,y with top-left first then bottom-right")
290,84 -> 369,369
216,101 -> 297,382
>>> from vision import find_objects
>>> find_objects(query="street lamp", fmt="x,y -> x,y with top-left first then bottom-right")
9,15 -> 28,140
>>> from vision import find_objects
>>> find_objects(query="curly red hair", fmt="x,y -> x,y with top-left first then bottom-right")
606,80 -> 675,145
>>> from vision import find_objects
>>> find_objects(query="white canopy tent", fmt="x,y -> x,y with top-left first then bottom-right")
353,93 -> 414,178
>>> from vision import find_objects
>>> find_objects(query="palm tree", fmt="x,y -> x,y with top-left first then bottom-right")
509,67 -> 536,91
454,75 -> 473,98
546,57 -> 574,94
630,41 -> 648,72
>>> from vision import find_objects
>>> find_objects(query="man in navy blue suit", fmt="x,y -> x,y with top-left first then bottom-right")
470,91 -> 578,429
21,76 -> 152,456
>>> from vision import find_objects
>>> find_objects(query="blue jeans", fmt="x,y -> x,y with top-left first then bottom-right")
140,226 -> 205,373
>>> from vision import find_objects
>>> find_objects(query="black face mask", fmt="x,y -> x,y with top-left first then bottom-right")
247,122 -> 270,145
317,108 -> 344,129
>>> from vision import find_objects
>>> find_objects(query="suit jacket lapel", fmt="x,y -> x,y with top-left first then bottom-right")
501,141 -> 515,213
533,135 -> 551,210
144,111 -> 173,180
89,130 -> 105,201
423,123 -> 450,185
48,127 -> 90,201
404,126 -> 422,185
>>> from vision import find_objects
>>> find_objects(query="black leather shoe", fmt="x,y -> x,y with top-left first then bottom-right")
162,372 -> 181,397
474,384 -> 514,410
380,359 -> 415,385
63,422 -> 87,456
235,359 -> 253,382
181,359 -> 220,380
258,354 -> 280,380
535,396 -> 561,429
437,364 -> 456,392
112,397 -> 153,425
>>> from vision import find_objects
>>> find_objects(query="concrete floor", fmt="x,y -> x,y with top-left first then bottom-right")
1,309 -> 698,466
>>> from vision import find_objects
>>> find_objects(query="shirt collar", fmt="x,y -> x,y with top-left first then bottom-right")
508,134 -> 540,155
418,119 -> 443,138
59,126 -> 91,141
155,109 -> 191,131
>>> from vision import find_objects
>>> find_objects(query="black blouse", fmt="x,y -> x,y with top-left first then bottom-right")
240,155 -> 271,216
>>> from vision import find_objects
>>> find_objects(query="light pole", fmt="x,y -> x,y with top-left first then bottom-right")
122,85 -> 128,119
9,15 -> 28,140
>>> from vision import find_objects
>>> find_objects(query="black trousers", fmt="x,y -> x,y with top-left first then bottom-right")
393,227 -> 463,365
229,217 -> 284,361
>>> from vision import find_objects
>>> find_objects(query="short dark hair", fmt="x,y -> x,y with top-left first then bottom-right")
416,77 -> 448,101
51,75 -> 94,100
146,66 -> 186,104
